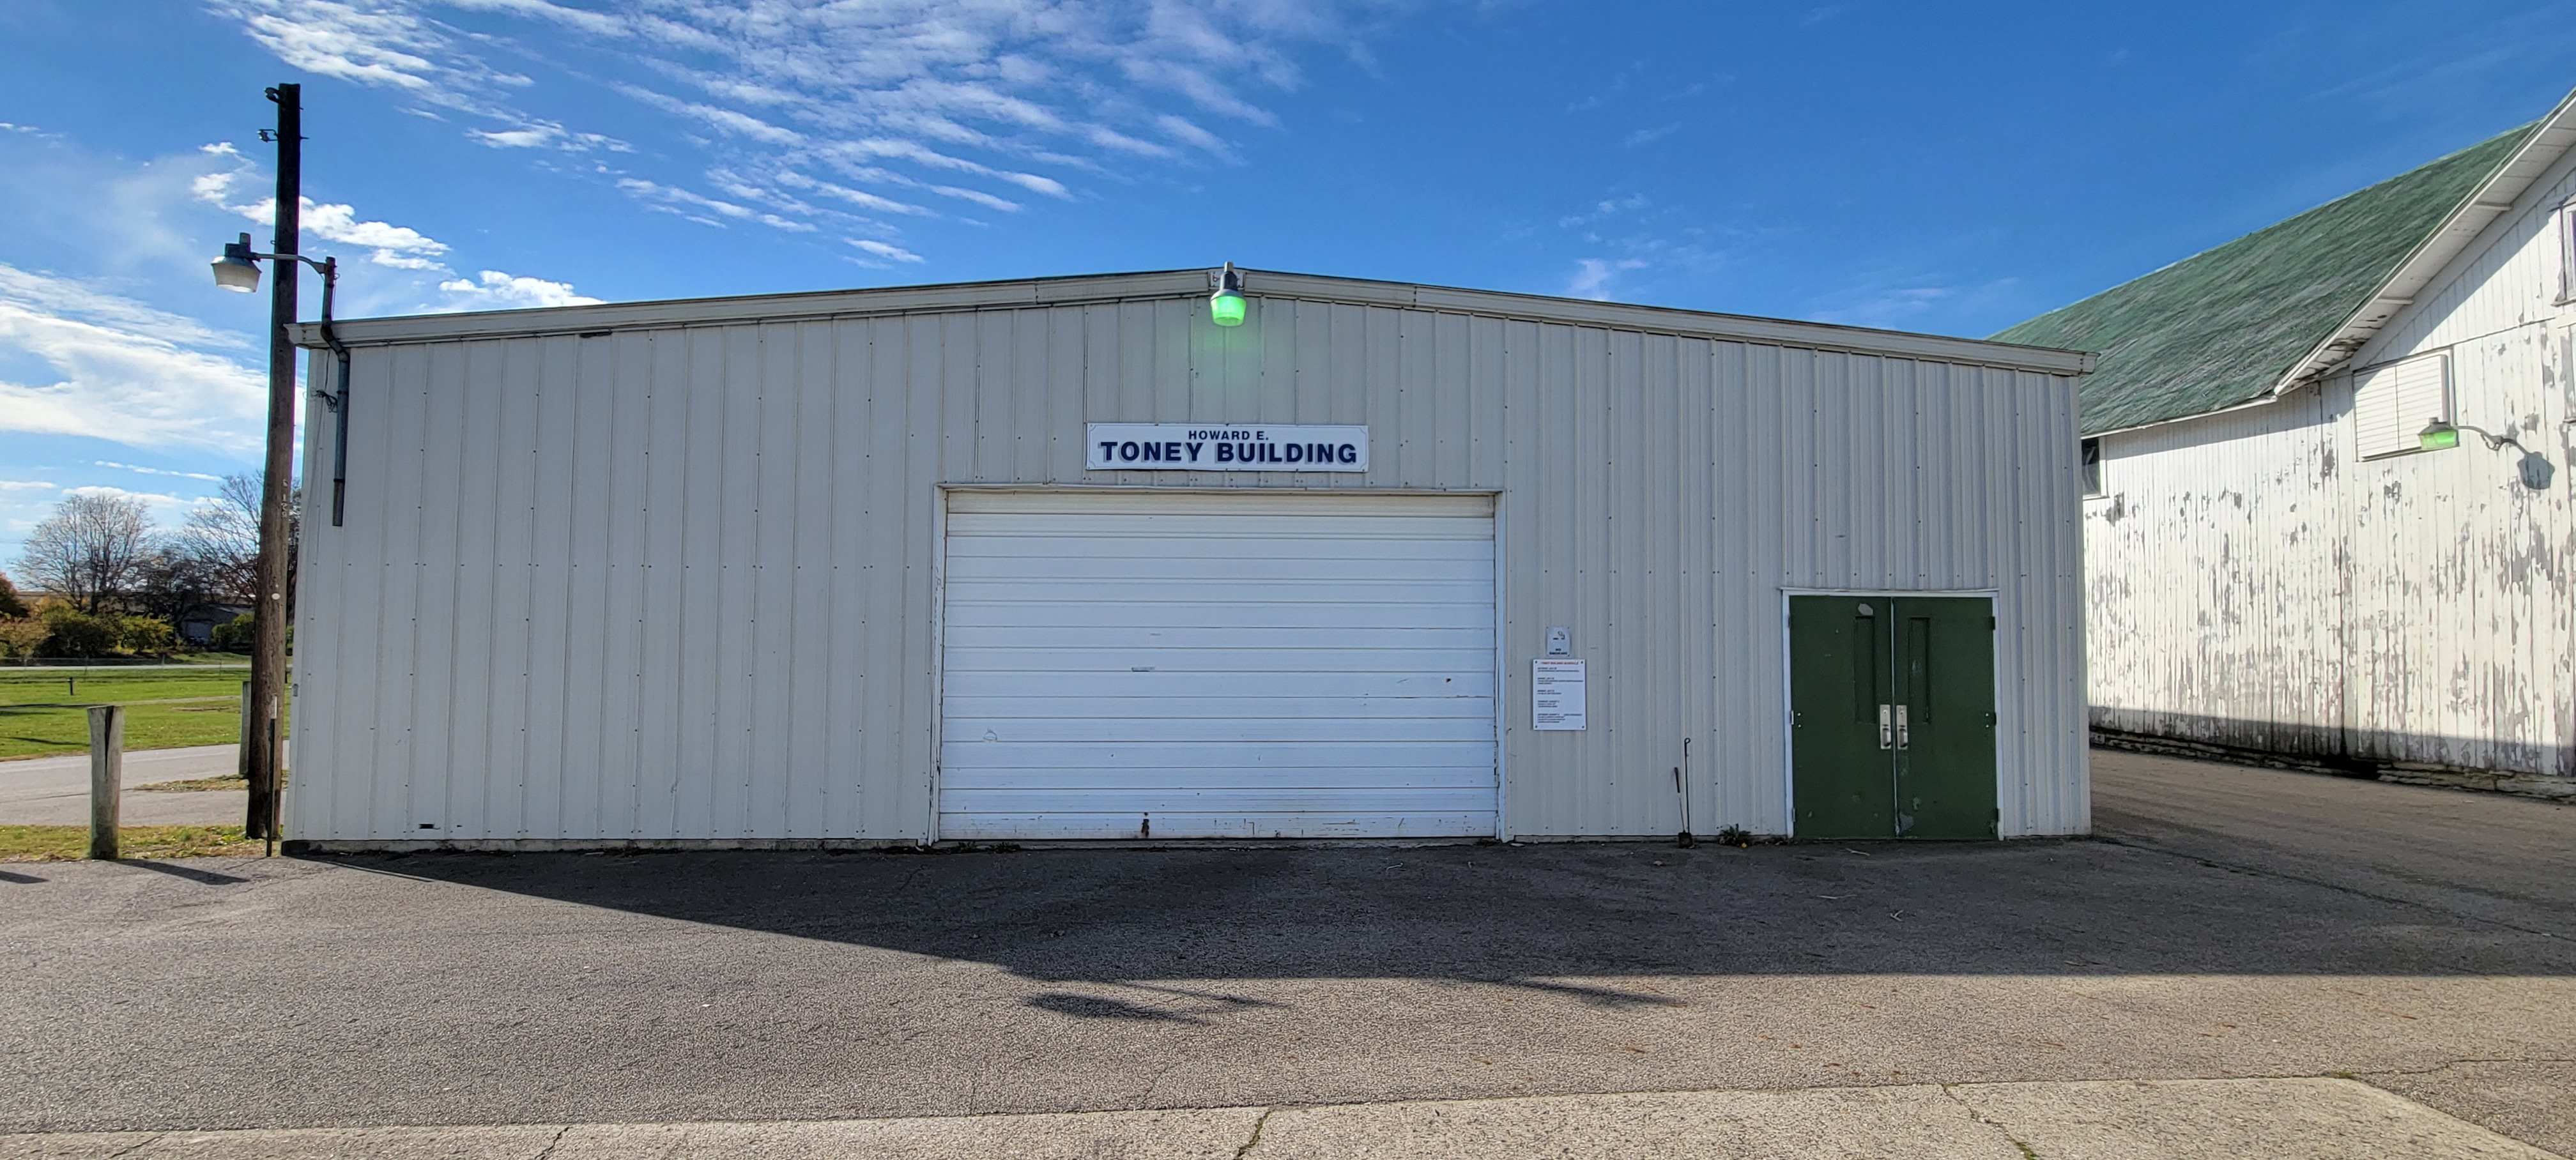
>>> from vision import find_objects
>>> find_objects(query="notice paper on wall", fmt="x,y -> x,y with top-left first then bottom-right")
1533,659 -> 1586,731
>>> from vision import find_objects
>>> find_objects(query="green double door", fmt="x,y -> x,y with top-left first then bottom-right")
1790,595 -> 1998,840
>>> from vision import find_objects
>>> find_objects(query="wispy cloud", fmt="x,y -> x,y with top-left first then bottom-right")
1567,257 -> 1648,301
0,263 -> 266,451
207,0 -> 590,151
195,151 -> 454,270
190,146 -> 603,310
1622,123 -> 1680,148
1559,194 -> 1650,229
770,169 -> 931,217
617,177 -> 816,232
1808,277 -> 2021,330
440,0 -> 627,37
62,484 -> 218,524
209,0 -> 1423,267
615,84 -> 806,146
435,270 -> 605,309
95,461 -> 226,482
1155,114 -> 1238,163
847,238 -> 926,264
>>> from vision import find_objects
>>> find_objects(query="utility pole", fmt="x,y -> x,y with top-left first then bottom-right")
247,82 -> 300,843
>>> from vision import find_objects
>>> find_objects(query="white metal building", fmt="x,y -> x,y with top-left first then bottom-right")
1997,88 -> 2576,800
284,270 -> 2090,849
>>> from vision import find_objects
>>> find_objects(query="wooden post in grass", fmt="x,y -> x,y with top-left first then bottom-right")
88,705 -> 123,860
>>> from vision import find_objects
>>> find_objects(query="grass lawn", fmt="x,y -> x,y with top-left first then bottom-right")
0,666 -> 257,760
0,825 -> 265,861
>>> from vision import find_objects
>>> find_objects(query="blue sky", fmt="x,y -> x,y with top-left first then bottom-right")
1,0 -> 2572,568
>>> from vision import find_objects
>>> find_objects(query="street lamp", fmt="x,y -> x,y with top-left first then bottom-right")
204,82 -> 325,850
211,236 -> 263,292
211,232 -> 337,313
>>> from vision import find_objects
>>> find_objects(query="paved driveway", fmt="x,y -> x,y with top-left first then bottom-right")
0,744 -> 245,826
0,749 -> 2569,1155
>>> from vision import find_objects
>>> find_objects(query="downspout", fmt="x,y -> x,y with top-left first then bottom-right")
310,256 -> 352,527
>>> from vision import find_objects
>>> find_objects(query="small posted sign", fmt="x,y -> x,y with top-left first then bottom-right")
1533,659 -> 1586,731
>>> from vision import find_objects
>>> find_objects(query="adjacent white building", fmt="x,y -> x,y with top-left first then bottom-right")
1998,89 -> 2576,799
284,270 -> 2089,849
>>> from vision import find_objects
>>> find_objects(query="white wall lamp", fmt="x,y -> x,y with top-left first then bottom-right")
2419,418 -> 2555,490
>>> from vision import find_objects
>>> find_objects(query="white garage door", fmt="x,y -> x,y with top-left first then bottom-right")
939,491 -> 1497,840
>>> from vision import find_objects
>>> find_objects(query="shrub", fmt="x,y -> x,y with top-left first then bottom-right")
117,615 -> 177,656
38,607 -> 119,659
0,618 -> 45,659
210,612 -> 254,653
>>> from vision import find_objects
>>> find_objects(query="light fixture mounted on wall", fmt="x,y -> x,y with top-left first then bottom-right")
1209,262 -> 1246,327
2419,417 -> 2556,490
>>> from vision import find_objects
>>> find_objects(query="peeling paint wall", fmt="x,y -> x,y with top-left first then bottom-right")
2090,146 -> 2576,779
2087,390 -> 2350,757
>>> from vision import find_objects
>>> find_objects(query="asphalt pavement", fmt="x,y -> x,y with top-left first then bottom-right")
1,749 -> 2570,1157
0,744 -> 246,826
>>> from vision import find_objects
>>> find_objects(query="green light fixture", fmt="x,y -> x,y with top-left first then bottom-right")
2415,415 -> 2554,489
1209,262 -> 1246,327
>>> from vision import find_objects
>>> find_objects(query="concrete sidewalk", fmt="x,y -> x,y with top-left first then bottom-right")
0,744 -> 245,826
3,1078 -> 2555,1159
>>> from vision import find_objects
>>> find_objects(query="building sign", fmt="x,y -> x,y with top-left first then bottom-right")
1086,424 -> 1368,472
1533,659 -> 1586,731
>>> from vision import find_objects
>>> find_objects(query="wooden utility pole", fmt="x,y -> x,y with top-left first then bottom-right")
246,82 -> 300,843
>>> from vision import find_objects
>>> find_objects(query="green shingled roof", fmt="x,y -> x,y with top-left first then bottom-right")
1991,123 -> 2537,435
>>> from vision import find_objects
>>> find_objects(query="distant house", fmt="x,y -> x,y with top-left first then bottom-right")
174,603 -> 252,647
1997,89 -> 2576,800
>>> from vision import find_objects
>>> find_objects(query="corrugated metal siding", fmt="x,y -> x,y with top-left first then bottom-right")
289,295 -> 2089,843
2085,390 -> 2350,755
2089,142 -> 2576,779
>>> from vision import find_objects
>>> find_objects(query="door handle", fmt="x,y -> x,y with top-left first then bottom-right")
1896,705 -> 1910,749
1878,705 -> 1892,749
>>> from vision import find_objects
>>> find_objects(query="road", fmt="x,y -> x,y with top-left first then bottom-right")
0,749 -> 2569,1157
0,744 -> 246,826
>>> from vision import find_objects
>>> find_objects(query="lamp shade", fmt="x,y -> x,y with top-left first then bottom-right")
211,234 -> 261,293
2418,418 -> 2460,451
1209,261 -> 1246,326
1209,289 -> 1246,326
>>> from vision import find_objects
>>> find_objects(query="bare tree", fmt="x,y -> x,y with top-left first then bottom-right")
12,492 -> 155,613
172,472 -> 298,608
177,473 -> 263,604
132,542 -> 224,622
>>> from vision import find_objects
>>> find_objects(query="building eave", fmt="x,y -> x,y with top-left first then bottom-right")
290,268 -> 2095,376
2082,386 -> 2297,441
2271,86 -> 2576,394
